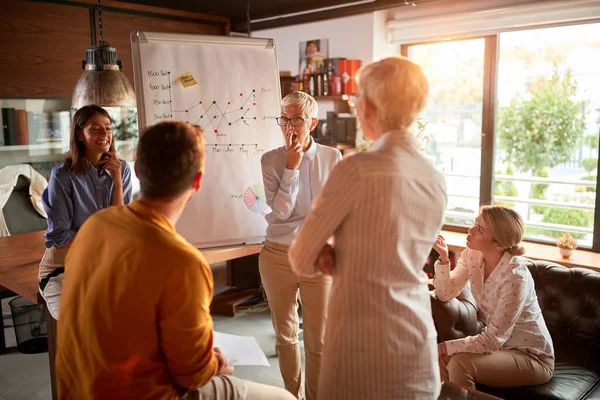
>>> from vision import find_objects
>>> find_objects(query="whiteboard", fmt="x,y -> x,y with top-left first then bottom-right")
131,31 -> 282,248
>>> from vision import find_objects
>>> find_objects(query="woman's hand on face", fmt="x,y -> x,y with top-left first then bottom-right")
285,131 -> 303,170
99,152 -> 122,184
433,234 -> 449,264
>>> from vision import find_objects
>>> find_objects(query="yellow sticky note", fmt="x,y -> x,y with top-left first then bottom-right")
178,72 -> 198,88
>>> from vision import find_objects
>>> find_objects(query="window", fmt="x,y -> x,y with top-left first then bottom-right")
403,21 -> 600,250
407,39 -> 486,228
495,24 -> 600,248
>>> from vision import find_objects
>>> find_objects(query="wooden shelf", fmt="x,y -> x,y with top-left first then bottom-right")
0,143 -> 64,152
441,230 -> 600,273
314,95 -> 350,101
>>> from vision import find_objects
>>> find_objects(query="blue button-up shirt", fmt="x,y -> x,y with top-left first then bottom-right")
42,160 -> 133,248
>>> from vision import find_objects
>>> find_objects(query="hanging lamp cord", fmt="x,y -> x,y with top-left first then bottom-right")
97,0 -> 107,45
247,0 -> 251,37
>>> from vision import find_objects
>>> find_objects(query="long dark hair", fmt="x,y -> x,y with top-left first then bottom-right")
65,105 -> 115,173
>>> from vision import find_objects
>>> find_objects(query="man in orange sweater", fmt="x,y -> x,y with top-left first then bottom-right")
56,121 -> 293,400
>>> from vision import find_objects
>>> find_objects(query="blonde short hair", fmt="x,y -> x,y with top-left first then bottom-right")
281,91 -> 318,119
356,56 -> 429,131
479,205 -> 526,256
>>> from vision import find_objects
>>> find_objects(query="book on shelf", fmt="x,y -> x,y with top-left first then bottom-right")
26,111 -> 43,145
16,109 -> 29,145
1,107 -> 18,146
1,108 -> 71,147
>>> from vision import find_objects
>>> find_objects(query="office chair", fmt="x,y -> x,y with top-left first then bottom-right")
0,169 -> 48,354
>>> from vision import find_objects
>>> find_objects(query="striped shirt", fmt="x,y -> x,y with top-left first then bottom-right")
42,160 -> 132,248
434,249 -> 554,359
262,137 -> 342,245
289,131 -> 447,400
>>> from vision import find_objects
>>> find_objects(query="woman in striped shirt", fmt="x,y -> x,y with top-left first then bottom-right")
39,105 -> 133,319
289,57 -> 447,399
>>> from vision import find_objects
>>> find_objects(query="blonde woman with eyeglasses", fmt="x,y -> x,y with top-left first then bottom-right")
259,91 -> 342,400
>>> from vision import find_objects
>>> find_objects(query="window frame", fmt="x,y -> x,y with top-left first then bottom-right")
401,27 -> 600,252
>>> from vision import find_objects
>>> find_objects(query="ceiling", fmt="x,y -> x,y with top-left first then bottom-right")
115,0 -> 438,32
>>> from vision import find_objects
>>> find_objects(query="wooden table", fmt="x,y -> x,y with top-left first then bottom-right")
0,230 -> 262,400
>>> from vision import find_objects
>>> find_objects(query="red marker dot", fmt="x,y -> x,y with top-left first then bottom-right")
185,110 -> 188,113
199,101 -> 202,104
253,103 -> 256,106
240,93 -> 243,96
214,130 -> 218,133
228,102 -> 231,105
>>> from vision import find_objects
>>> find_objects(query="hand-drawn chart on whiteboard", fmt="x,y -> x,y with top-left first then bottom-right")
132,32 -> 283,247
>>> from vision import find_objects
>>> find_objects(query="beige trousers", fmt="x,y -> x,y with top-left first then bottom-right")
183,375 -> 295,399
38,246 -> 69,320
439,349 -> 554,389
259,241 -> 332,400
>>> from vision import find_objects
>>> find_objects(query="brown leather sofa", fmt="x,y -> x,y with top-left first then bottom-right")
430,259 -> 600,400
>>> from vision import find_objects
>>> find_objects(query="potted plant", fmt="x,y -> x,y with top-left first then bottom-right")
556,232 -> 577,259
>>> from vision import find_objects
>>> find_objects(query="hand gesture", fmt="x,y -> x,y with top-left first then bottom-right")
285,131 -> 303,170
437,342 -> 448,359
433,234 -> 449,264
316,243 -> 336,275
99,151 -> 122,184
214,347 -> 234,375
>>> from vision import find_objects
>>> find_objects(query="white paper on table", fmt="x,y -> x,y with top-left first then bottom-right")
213,331 -> 270,367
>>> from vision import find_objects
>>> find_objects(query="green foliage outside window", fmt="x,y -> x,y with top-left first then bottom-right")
498,68 -> 586,176
494,164 -> 518,207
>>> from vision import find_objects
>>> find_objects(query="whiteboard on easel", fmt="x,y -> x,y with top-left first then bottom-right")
131,31 -> 282,248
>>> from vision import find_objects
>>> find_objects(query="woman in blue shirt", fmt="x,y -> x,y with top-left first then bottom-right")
39,105 -> 133,319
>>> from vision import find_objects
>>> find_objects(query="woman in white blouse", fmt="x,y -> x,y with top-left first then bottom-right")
289,57 -> 447,399
433,205 -> 554,389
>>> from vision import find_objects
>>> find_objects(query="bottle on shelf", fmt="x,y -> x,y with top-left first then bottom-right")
302,67 -> 311,95
331,74 -> 342,96
308,72 -> 316,97
316,65 -> 324,97
322,69 -> 329,97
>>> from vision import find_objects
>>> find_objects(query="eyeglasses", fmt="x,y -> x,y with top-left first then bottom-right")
276,116 -> 309,127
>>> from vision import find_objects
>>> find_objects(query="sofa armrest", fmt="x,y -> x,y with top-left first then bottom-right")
430,285 -> 485,343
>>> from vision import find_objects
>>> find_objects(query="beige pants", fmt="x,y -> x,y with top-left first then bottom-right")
183,375 -> 295,400
440,349 -> 554,389
38,245 -> 69,281
259,241 -> 332,400
38,246 -> 69,320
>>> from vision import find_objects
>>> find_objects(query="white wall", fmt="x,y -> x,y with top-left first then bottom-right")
372,10 -> 400,61
254,13 -> 375,77
254,13 -> 384,120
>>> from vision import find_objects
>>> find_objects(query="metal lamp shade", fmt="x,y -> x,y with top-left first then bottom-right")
71,44 -> 136,109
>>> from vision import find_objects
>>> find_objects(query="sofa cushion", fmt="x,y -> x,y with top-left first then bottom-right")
430,286 -> 485,342
477,361 -> 600,400
527,261 -> 600,349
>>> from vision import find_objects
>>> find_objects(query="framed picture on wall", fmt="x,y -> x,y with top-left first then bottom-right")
298,39 -> 329,78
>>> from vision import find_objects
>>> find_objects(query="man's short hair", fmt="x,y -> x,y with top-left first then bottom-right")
281,91 -> 318,119
136,121 -> 205,201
